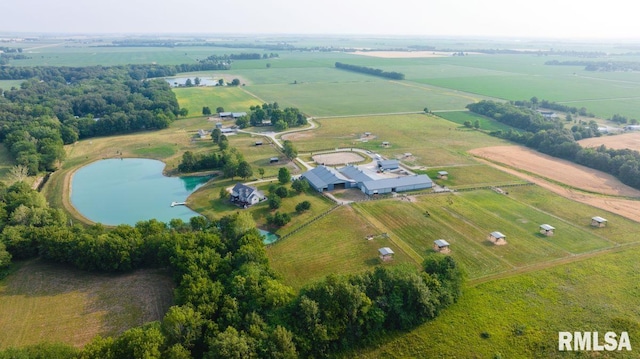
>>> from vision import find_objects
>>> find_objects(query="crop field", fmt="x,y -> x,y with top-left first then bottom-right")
282,114 -> 511,167
0,259 -> 173,349
173,86 -> 262,118
266,205 -> 417,290
579,131 -> 640,151
245,80 -> 486,117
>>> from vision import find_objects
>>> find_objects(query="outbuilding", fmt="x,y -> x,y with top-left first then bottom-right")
437,171 -> 449,179
433,239 -> 451,253
488,231 -> 507,245
269,157 -> 279,164
378,159 -> 400,171
378,247 -> 395,261
591,216 -> 607,227
539,224 -> 555,236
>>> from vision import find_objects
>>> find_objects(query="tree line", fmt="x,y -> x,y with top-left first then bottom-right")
334,62 -> 405,80
545,59 -> 640,72
467,100 -> 640,190
0,181 -> 464,358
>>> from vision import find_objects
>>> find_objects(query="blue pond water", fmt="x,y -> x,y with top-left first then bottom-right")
71,158 -> 210,226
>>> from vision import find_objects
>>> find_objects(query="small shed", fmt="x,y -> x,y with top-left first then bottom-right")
255,141 -> 263,146
433,239 -> 451,253
488,231 -> 507,245
378,247 -> 395,261
437,171 -> 449,179
539,224 -> 555,236
197,129 -> 207,139
215,122 -> 223,129
381,141 -> 390,147
269,157 -> 279,164
591,216 -> 607,227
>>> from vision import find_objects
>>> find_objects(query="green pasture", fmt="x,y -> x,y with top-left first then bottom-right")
435,110 -> 516,132
231,66 -> 376,85
353,245 -> 640,358
353,189 -> 616,279
423,164 -> 526,189
266,205 -> 417,290
0,80 -> 23,91
507,185 -> 640,245
227,133 -> 288,177
173,86 -> 262,118
245,80 -> 486,117
286,114 -> 510,167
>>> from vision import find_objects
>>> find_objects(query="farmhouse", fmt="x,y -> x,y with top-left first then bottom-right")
301,165 -> 433,195
539,224 -> 555,236
488,231 -> 507,245
378,159 -> 400,171
230,183 -> 265,207
437,171 -> 449,179
433,239 -> 451,253
591,216 -> 607,227
378,247 -> 395,261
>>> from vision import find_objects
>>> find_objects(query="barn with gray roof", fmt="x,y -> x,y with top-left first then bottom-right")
302,165 -> 432,195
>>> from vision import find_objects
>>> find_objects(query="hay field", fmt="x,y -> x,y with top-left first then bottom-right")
579,131 -> 640,151
0,260 -> 173,349
470,146 -> 640,197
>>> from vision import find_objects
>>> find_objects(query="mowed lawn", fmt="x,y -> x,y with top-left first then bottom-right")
266,205 -> 418,290
0,259 -> 173,349
354,189 -> 616,279
282,113 -> 511,167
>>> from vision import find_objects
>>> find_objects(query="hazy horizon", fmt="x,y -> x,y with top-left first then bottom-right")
2,0 -> 639,40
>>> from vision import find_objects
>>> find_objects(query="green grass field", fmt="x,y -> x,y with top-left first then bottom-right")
0,259 -> 173,349
173,86 -> 262,118
352,244 -> 640,358
435,110 -> 517,132
284,114 -> 511,167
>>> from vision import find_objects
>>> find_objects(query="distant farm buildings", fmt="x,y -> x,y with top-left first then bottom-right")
538,110 -> 557,119
378,247 -> 395,261
433,239 -> 451,254
624,125 -> 640,131
539,224 -> 555,236
219,112 -> 247,119
488,231 -> 507,245
591,216 -> 607,227
300,165 -> 433,195
377,159 -> 399,171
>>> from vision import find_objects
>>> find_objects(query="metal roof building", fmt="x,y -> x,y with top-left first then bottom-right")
301,166 -> 355,192
378,159 -> 400,171
360,175 -> 432,195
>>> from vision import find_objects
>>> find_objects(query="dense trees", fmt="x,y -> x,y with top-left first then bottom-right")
334,62 -> 405,80
247,103 -> 307,129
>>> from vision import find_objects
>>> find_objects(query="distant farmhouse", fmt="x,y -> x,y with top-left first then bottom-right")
301,164 -> 432,195
230,183 -> 265,208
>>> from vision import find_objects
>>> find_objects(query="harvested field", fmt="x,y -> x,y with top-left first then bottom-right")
579,132 -> 640,151
470,145 -> 640,222
470,146 -> 640,197
312,152 -> 364,165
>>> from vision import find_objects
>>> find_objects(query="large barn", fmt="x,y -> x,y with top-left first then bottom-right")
302,165 -> 432,195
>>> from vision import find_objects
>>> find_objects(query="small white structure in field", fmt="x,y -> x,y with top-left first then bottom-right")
378,247 -> 395,261
433,239 -> 451,253
488,231 -> 507,245
539,224 -> 555,236
591,216 -> 607,227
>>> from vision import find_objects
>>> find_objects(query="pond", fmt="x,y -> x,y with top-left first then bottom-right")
71,158 -> 210,226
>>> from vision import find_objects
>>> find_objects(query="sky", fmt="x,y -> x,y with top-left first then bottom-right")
1,0 -> 639,39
